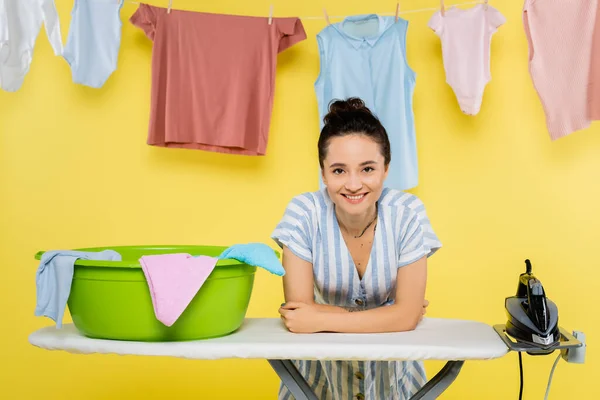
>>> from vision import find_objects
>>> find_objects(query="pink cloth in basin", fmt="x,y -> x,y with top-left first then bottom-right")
139,253 -> 218,326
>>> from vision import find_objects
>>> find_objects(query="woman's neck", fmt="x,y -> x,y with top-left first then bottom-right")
336,204 -> 378,238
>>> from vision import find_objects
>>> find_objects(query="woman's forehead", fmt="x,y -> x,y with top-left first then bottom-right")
326,135 -> 382,161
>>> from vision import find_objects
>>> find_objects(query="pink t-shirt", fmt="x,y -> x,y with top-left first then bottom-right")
523,0 -> 597,140
130,4 -> 306,155
588,1 -> 600,120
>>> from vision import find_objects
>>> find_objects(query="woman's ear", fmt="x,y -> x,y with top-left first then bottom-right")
321,169 -> 327,186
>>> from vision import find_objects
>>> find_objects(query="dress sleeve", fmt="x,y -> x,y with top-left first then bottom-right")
486,6 -> 506,33
130,4 -> 158,41
271,196 -> 313,263
276,17 -> 307,53
40,0 -> 63,56
427,11 -> 444,35
396,199 -> 442,268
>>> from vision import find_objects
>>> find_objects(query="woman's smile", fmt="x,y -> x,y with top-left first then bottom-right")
341,192 -> 368,204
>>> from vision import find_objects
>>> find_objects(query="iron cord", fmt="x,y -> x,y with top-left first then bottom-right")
518,352 -> 523,400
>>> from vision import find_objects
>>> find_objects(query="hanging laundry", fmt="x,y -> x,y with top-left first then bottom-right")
129,4 -> 306,155
588,1 -> 600,121
523,0 -> 598,140
0,2 -> 7,90
139,254 -> 218,327
35,250 -> 122,328
428,4 -> 505,116
315,14 -> 418,191
63,0 -> 124,89
0,0 -> 63,92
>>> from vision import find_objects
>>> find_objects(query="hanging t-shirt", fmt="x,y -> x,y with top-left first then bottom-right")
130,4 -> 306,155
315,15 -> 418,191
523,0 -> 597,140
588,1 -> 600,120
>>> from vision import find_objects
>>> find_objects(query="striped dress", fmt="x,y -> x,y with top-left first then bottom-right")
271,187 -> 442,400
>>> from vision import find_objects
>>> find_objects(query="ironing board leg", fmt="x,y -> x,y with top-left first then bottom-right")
409,360 -> 465,400
268,359 -> 319,400
268,359 -> 464,400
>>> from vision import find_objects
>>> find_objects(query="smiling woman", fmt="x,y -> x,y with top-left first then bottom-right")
270,98 -> 443,400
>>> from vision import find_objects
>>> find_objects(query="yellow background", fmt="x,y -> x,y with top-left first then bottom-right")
1,0 -> 597,398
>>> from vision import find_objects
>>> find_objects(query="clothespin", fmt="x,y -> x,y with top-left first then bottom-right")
440,0 -> 445,16
484,0 -> 489,10
268,4 -> 273,25
395,2 -> 400,23
323,8 -> 331,25
167,0 -> 172,14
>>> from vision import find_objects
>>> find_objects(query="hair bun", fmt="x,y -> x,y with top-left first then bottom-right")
324,98 -> 372,125
328,97 -> 368,113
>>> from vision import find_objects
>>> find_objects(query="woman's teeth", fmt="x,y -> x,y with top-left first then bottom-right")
345,194 -> 364,200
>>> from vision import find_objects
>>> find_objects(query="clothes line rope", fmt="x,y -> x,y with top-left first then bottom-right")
124,1 -> 484,20
300,1 -> 481,19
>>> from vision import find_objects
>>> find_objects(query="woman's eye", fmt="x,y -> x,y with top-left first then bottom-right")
363,167 -> 374,173
333,169 -> 344,175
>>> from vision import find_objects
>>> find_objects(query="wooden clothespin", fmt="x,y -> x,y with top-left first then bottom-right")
167,0 -> 173,14
440,0 -> 445,16
323,8 -> 331,25
484,0 -> 489,10
268,4 -> 273,25
395,2 -> 400,23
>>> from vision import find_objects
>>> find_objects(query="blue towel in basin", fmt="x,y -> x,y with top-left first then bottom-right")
218,243 -> 284,276
35,250 -> 122,328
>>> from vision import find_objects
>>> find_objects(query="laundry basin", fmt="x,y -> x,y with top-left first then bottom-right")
34,245 -> 257,342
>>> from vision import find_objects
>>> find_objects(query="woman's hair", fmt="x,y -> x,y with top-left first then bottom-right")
318,97 -> 391,168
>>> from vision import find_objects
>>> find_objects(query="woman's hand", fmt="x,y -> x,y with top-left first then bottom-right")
279,299 -> 429,333
279,302 -> 325,333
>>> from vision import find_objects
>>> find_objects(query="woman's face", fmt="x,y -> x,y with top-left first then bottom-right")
321,134 -> 389,217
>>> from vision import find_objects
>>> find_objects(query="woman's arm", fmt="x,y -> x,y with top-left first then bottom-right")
281,246 -> 347,313
280,256 -> 427,333
321,256 -> 427,333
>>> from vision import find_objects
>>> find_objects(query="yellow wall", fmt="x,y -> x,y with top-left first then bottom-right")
1,0 -> 597,398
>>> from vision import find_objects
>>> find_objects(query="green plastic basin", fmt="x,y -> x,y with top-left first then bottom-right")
34,245 -> 258,342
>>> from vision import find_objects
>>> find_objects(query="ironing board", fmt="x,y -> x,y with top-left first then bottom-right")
29,317 -> 508,400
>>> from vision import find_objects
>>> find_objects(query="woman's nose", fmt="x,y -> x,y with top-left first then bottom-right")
344,174 -> 363,191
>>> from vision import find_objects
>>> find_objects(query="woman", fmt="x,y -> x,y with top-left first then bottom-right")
271,98 -> 442,400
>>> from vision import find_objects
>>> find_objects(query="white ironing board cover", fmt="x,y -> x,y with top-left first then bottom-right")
29,317 -> 508,361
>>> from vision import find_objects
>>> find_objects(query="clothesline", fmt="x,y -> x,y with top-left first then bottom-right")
123,1 -> 483,20
300,2 -> 481,19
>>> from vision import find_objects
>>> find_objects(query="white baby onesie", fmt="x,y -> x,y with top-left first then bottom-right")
0,0 -> 63,92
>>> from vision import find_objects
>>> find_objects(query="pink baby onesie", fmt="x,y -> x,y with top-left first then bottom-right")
429,4 -> 506,115
139,254 -> 218,326
523,0 -> 598,140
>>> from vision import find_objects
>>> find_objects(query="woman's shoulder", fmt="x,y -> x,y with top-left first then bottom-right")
287,189 -> 321,206
379,187 -> 425,212
283,189 -> 328,217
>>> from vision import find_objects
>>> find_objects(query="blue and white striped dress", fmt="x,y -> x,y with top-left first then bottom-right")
271,187 -> 442,400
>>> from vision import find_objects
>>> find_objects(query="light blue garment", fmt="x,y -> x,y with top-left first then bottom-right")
35,250 -> 121,328
315,15 -> 418,191
218,243 -> 285,276
271,187 -> 442,400
62,0 -> 124,88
